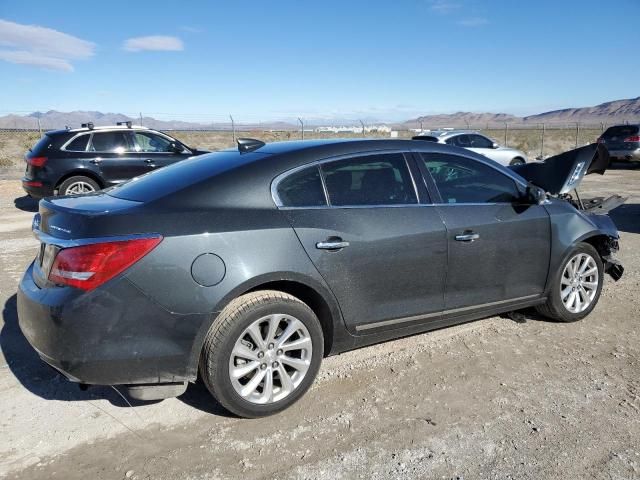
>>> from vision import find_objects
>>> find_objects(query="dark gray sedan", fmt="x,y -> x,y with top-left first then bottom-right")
17,138 -> 623,417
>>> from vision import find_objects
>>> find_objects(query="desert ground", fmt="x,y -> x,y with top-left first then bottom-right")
0,155 -> 638,479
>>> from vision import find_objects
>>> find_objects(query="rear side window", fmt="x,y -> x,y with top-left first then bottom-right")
277,166 -> 326,207
322,153 -> 417,206
89,131 -> 132,152
468,134 -> 493,148
445,135 -> 471,147
603,125 -> 639,138
421,153 -> 520,204
65,134 -> 90,152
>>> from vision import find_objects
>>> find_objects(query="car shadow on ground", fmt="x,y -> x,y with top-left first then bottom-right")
13,195 -> 38,212
610,203 -> 640,235
1,294 -> 232,416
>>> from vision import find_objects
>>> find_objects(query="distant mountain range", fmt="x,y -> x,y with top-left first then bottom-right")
1,97 -> 639,130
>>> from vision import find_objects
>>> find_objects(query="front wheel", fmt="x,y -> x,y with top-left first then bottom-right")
199,290 -> 324,418
536,243 -> 604,322
509,157 -> 526,166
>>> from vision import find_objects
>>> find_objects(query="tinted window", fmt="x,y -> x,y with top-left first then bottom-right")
30,135 -> 53,154
322,153 -> 417,206
468,134 -> 493,148
134,132 -> 175,153
421,154 -> 520,204
65,134 -> 90,152
89,132 -> 131,152
445,135 -> 471,147
603,125 -> 639,138
277,166 -> 326,207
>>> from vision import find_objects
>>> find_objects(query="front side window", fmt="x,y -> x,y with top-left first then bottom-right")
65,134 -> 90,152
277,166 -> 326,207
322,153 -> 417,206
134,132 -> 176,153
421,153 -> 520,204
445,135 -> 471,148
89,131 -> 132,153
468,134 -> 494,148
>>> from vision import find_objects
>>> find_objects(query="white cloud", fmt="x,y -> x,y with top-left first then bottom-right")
457,17 -> 489,26
123,36 -> 184,52
429,0 -> 460,14
0,19 -> 95,71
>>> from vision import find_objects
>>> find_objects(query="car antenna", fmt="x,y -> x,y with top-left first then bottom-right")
237,138 -> 265,153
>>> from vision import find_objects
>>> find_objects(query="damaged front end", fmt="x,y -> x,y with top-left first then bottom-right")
512,143 -> 625,282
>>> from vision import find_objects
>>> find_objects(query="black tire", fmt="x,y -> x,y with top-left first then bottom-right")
58,175 -> 100,196
509,157 -> 525,166
536,243 -> 604,322
199,290 -> 324,418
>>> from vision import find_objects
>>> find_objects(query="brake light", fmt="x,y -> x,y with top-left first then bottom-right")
23,180 -> 43,187
624,135 -> 640,142
48,237 -> 162,290
27,156 -> 47,167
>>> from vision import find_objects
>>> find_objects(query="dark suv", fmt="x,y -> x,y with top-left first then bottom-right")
597,124 -> 640,164
22,123 -> 208,198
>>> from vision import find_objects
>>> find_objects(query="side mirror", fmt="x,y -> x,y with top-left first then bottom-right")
492,142 -> 500,149
526,185 -> 546,205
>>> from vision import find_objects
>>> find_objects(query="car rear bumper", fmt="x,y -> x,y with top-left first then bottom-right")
606,148 -> 640,161
21,177 -> 54,199
17,262 -> 210,386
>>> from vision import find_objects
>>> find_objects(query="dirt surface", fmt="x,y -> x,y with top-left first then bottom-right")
0,165 -> 639,480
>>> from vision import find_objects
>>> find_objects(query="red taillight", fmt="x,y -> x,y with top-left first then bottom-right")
624,135 -> 640,142
27,156 -> 47,167
23,180 -> 43,187
48,237 -> 162,291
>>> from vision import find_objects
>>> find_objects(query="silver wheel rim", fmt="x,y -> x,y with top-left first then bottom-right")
229,314 -> 312,405
560,253 -> 599,313
65,181 -> 95,195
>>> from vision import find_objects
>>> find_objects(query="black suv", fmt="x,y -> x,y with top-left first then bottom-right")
597,124 -> 640,164
22,122 -> 208,198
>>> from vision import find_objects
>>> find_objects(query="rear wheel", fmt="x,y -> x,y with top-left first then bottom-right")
509,157 -> 525,166
536,243 -> 603,322
199,290 -> 323,418
58,176 -> 99,196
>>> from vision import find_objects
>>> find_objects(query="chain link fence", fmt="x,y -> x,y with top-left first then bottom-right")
0,118 -> 613,170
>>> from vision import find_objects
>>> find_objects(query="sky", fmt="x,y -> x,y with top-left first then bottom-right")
0,0 -> 639,123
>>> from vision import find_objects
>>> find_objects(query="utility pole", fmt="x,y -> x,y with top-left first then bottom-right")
298,117 -> 304,140
540,123 -> 545,159
504,123 -> 508,147
360,120 -> 366,137
139,112 -> 143,127
419,120 -> 424,132
37,117 -> 42,136
575,122 -> 580,148
230,115 -> 236,144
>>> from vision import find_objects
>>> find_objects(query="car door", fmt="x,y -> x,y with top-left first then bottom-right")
418,152 -> 551,310
131,131 -> 192,170
276,152 -> 448,332
87,130 -> 149,186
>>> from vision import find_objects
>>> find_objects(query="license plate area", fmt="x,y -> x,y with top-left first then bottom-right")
37,243 -> 60,278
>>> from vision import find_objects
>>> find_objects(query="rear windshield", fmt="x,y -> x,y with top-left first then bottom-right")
108,149 -> 271,202
603,125 -> 639,138
30,134 -> 53,154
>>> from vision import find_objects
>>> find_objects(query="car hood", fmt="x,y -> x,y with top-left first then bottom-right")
510,143 -> 609,195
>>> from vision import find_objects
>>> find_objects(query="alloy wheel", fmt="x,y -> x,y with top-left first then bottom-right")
228,314 -> 313,404
560,253 -> 599,313
65,181 -> 96,195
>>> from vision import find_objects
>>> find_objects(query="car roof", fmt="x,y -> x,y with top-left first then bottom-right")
421,129 -> 481,138
46,125 -> 153,136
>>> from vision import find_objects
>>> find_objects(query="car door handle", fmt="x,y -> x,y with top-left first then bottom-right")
90,158 -> 101,164
455,232 -> 480,242
316,240 -> 350,250
144,159 -> 154,164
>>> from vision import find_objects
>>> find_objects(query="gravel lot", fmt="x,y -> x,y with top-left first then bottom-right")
0,165 -> 639,480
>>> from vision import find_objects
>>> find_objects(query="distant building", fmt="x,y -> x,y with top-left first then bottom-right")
314,125 -> 391,134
